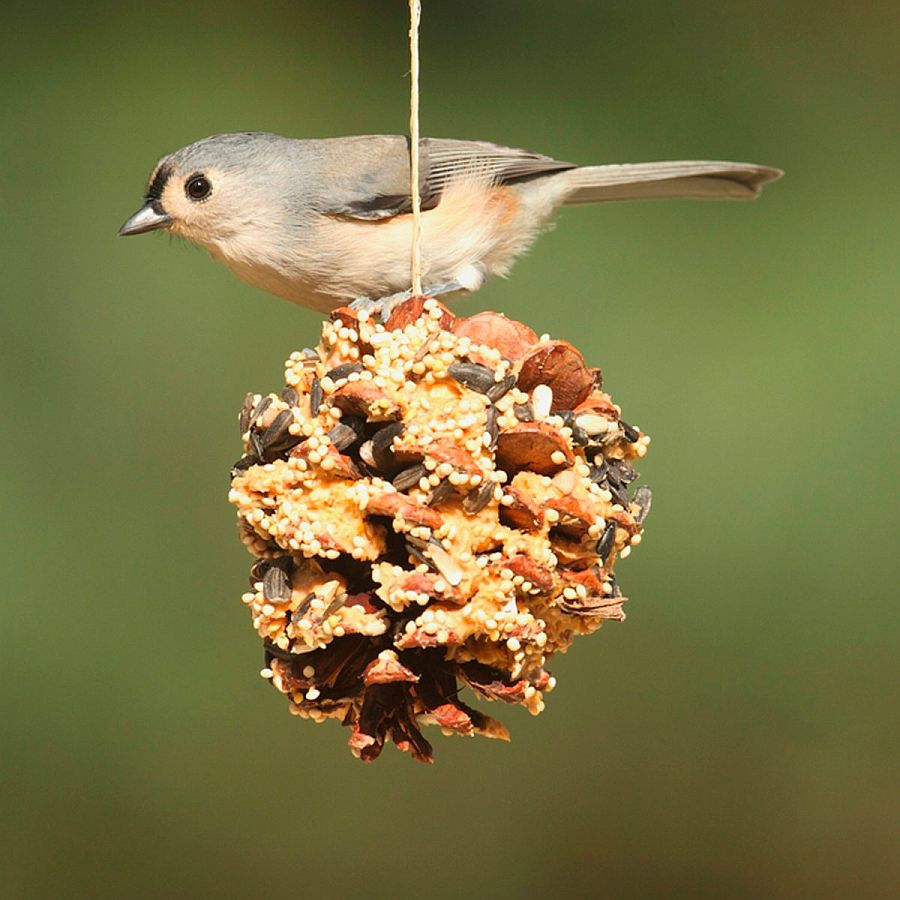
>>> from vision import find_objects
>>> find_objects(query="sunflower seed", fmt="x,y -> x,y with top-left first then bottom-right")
291,593 -> 316,624
609,483 -> 629,508
427,478 -> 455,506
448,361 -> 496,394
485,405 -> 499,448
239,393 -> 256,434
609,576 -> 621,598
570,425 -> 589,447
596,521 -> 616,562
393,463 -> 428,492
250,395 -> 272,426
332,415 -> 365,448
310,378 -> 323,415
589,459 -> 608,484
371,421 -> 405,472
620,420 -> 639,443
280,386 -> 299,407
359,440 -> 376,468
231,455 -> 257,478
322,594 -> 347,618
259,410 -> 293,451
326,362 -> 365,383
487,373 -> 516,403
463,480 -> 495,515
558,412 -> 588,445
632,485 -> 653,524
406,540 -> 431,568
249,430 -> 265,460
263,565 -> 292,602
513,402 -> 534,422
343,415 -> 366,436
328,422 -> 360,451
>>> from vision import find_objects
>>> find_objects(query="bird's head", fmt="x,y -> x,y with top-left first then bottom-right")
118,132 -> 297,249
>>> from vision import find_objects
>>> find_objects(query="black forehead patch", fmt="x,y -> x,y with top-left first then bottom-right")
145,164 -> 172,201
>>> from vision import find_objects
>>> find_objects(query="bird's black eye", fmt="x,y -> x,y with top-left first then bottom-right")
185,174 -> 211,201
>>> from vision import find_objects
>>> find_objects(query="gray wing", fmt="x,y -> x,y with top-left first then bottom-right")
318,136 -> 576,221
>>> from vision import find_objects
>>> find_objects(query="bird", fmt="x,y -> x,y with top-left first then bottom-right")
119,132 -> 781,313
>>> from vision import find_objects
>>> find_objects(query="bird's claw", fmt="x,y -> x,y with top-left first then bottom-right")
349,281 -> 466,323
348,289 -> 414,323
347,295 -> 380,316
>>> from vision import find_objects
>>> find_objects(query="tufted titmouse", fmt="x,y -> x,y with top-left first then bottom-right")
119,132 -> 781,312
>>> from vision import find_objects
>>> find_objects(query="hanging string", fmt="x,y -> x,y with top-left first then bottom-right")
408,0 -> 423,295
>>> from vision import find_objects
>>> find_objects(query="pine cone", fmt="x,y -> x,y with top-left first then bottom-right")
228,297 -> 651,763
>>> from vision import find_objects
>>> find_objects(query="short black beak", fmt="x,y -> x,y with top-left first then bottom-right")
118,201 -> 172,236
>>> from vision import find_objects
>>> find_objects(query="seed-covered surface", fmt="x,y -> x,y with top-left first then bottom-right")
229,297 -> 651,763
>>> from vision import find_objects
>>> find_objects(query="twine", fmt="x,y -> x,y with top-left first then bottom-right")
409,0 -> 423,295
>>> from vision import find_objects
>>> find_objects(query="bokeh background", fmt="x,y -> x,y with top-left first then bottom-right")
2,1 -> 897,897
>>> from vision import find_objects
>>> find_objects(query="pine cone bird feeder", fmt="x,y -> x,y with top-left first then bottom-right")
228,297 -> 651,762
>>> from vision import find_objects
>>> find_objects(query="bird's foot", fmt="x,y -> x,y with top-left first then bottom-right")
348,291 -> 416,322
349,280 -> 466,323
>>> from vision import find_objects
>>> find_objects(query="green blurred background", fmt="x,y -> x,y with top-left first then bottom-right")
2,1 -> 897,897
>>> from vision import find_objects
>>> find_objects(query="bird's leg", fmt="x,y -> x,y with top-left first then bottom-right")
422,280 -> 468,299
349,280 -> 467,323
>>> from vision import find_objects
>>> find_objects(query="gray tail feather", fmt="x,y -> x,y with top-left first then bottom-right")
561,161 -> 783,204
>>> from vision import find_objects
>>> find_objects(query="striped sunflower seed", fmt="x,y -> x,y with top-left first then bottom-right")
486,374 -> 516,403
448,361 -> 496,394
263,565 -> 292,603
239,393 -> 256,434
596,521 -> 617,562
632,485 -> 653,524
326,362 -> 365,383
309,378 -> 323,415
393,463 -> 428,492
462,480 -> 495,515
